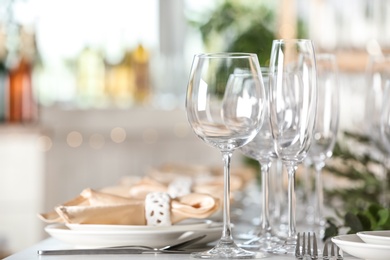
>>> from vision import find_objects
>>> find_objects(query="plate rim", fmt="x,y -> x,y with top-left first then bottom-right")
46,223 -> 202,235
65,219 -> 212,232
357,230 -> 390,238
357,230 -> 390,246
332,234 -> 390,249
332,233 -> 390,260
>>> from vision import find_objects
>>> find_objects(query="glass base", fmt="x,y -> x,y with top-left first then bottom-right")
191,240 -> 266,259
272,236 -> 297,255
239,232 -> 283,252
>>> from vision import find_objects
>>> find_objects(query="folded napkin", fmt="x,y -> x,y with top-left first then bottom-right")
101,177 -> 168,199
146,163 -> 256,201
147,163 -> 255,191
39,188 -> 220,226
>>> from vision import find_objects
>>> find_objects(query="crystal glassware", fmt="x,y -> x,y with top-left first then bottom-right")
305,53 -> 340,237
238,68 -> 283,252
365,55 -> 390,150
365,55 -> 390,205
186,53 -> 267,259
268,39 -> 317,254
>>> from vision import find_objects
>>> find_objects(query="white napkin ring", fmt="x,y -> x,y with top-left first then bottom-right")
145,192 -> 172,226
168,177 -> 192,198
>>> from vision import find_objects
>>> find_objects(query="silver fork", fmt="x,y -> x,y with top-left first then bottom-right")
323,239 -> 343,259
295,232 -> 318,259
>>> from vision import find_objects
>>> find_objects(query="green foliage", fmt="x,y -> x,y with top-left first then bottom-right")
324,131 -> 387,212
187,0 -> 309,66
227,23 -> 275,66
242,155 -> 261,184
324,204 -> 390,241
323,131 -> 390,241
324,217 -> 340,239
187,0 -> 277,66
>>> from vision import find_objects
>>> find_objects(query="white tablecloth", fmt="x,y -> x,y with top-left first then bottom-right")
5,237 -> 360,260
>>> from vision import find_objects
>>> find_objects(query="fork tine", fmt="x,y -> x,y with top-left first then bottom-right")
335,243 -> 343,259
323,240 -> 329,259
331,241 -> 335,257
295,232 -> 301,257
312,232 -> 318,259
296,232 -> 322,259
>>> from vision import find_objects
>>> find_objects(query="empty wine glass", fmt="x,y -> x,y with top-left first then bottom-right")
305,53 -> 340,237
268,39 -> 317,254
365,55 -> 390,205
365,55 -> 390,150
238,68 -> 282,252
186,53 -> 267,259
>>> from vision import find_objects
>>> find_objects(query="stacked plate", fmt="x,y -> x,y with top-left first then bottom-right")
332,231 -> 390,260
45,219 -> 222,249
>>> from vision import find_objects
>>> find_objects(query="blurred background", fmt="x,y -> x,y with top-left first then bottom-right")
0,0 -> 389,256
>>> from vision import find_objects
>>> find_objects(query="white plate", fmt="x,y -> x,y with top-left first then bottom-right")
45,222 -> 222,249
66,219 -> 211,232
332,234 -> 390,260
357,231 -> 390,246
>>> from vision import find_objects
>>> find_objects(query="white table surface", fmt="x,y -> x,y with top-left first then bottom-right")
5,237 -> 361,260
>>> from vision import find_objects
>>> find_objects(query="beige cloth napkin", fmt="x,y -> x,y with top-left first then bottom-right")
146,163 -> 256,201
39,188 -> 220,225
147,163 -> 255,190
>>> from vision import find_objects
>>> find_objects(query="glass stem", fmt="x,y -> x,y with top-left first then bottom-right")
260,160 -> 272,233
286,163 -> 297,244
303,160 -> 314,224
314,163 -> 324,228
221,151 -> 234,243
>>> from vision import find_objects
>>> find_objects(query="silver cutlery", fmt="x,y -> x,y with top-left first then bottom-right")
37,234 -> 206,255
295,232 -> 318,259
323,239 -> 343,259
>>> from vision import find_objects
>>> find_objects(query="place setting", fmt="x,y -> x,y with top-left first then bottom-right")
35,40 -> 347,259
37,176 -> 226,253
16,38 -> 390,260
36,162 -> 261,256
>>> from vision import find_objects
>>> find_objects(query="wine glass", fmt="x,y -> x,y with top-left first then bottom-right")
186,53 -> 267,259
305,53 -> 340,237
365,55 -> 390,149
268,39 -> 317,254
238,68 -> 282,251
365,55 -> 390,205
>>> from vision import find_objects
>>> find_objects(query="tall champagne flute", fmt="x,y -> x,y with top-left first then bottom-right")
186,53 -> 266,259
305,53 -> 339,236
268,39 -> 317,254
238,68 -> 282,251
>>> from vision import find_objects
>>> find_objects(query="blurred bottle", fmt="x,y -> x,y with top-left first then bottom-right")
132,44 -> 150,104
76,46 -> 107,108
6,25 -> 38,123
105,49 -> 135,108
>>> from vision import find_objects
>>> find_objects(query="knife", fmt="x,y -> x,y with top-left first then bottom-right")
38,234 -> 207,255
37,248 -> 190,255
